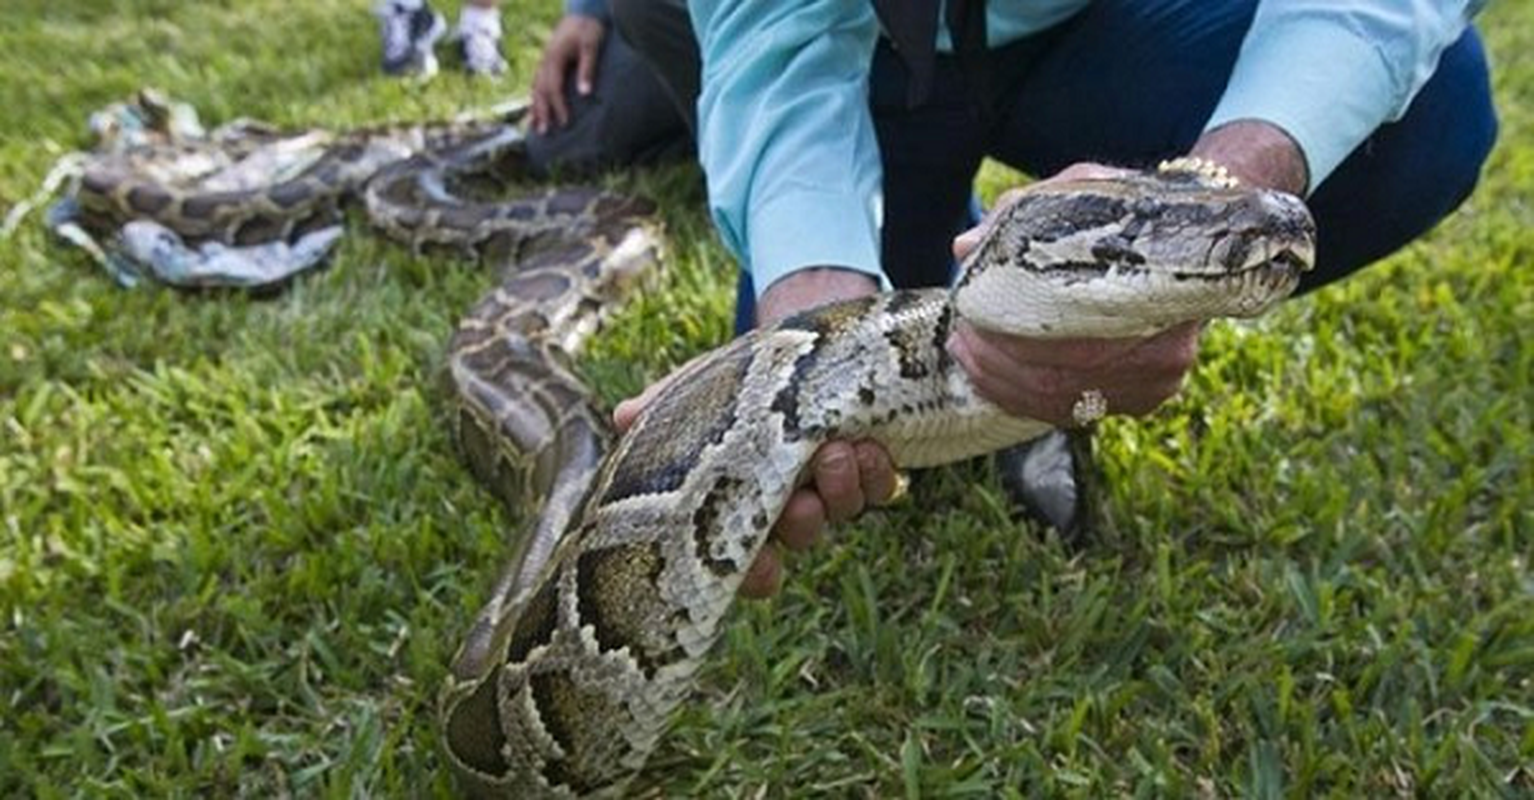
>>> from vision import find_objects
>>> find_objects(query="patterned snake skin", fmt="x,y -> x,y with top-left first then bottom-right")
429,160 -> 1315,796
74,120 -> 1316,797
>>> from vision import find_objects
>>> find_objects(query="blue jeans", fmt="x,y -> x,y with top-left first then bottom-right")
733,0 -> 1497,334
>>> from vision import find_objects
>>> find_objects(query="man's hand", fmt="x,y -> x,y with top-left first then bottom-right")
947,320 -> 1202,427
607,123 -> 1307,597
1189,119 -> 1309,195
529,14 -> 606,135
943,121 -> 1308,425
614,267 -> 901,599
947,161 -> 1202,428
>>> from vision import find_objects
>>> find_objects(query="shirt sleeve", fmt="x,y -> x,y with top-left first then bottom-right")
1204,0 -> 1486,192
564,0 -> 609,22
690,0 -> 888,298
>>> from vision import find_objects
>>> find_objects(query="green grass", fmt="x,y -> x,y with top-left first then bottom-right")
2,1 -> 1530,797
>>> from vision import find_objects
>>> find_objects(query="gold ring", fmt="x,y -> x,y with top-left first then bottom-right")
1071,389 -> 1108,427
885,471 -> 911,505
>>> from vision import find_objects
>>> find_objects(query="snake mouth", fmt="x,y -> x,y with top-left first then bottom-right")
1157,244 -> 1311,284
1267,241 -> 1316,278
1270,248 -> 1311,276
1219,233 -> 1315,283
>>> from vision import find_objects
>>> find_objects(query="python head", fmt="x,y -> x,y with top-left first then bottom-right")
954,161 -> 1317,339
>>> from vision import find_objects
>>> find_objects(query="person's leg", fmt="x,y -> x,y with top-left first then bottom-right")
375,0 -> 447,77
607,0 -> 700,134
455,0 -> 507,75
524,30 -> 693,178
990,0 -> 1497,290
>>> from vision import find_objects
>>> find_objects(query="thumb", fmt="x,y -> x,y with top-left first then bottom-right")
952,226 -> 985,261
612,394 -> 644,431
612,370 -> 679,432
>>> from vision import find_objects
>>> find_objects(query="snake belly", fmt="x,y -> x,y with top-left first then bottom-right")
438,165 -> 1317,798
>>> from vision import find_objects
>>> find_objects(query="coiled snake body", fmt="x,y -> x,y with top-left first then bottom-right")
73,121 -> 1315,797
432,156 -> 1314,797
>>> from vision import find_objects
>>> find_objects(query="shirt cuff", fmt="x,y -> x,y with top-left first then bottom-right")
746,184 -> 889,298
1204,16 -> 1397,192
564,0 -> 609,22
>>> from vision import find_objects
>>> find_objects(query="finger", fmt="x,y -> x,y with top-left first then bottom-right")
576,41 -> 599,95
952,184 -> 1044,261
531,53 -> 566,131
952,226 -> 983,261
948,325 -> 1078,425
953,189 -> 1017,261
773,490 -> 826,552
957,320 -> 1139,370
549,78 -> 571,128
946,323 -> 1035,395
959,340 -> 1194,423
956,165 -> 1138,261
533,51 -> 573,130
530,78 -> 551,134
853,441 -> 899,506
611,394 -> 647,433
738,546 -> 783,599
812,442 -> 865,524
612,368 -> 687,432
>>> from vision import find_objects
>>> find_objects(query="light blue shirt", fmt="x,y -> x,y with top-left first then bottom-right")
689,0 -> 1485,298
565,0 -> 609,22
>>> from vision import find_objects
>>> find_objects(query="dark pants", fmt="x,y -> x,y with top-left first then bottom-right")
523,14 -> 693,178
614,0 -> 1499,335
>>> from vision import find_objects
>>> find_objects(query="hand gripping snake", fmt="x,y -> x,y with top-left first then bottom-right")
65,119 -> 1315,797
431,156 -> 1316,797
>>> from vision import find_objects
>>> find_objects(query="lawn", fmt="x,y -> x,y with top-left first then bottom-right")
1,1 -> 1530,797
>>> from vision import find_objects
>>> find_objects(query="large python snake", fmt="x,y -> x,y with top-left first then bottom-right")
71,118 -> 1316,797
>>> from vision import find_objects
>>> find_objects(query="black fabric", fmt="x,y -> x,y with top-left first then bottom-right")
871,0 -> 941,106
945,0 -> 990,115
873,0 -> 987,108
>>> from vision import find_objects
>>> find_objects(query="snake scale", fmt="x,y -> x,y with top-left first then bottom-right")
73,115 -> 1316,797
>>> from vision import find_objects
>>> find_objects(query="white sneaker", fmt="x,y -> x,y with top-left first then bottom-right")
375,1 -> 447,77
454,10 -> 507,76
